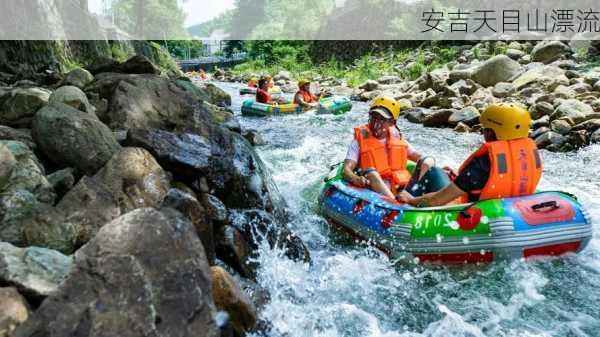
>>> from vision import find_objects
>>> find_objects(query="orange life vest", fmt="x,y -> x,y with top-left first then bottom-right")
353,124 -> 412,189
458,138 -> 543,201
294,90 -> 317,104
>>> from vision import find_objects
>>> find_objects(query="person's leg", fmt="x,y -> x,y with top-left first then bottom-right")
416,157 -> 435,180
406,167 -> 451,197
365,171 -> 395,199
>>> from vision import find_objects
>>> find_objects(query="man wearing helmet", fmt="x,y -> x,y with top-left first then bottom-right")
294,79 -> 320,110
343,96 -> 448,200
398,104 -> 543,207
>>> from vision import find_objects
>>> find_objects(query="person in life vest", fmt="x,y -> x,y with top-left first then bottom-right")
398,104 -> 543,206
256,78 -> 275,104
248,77 -> 258,88
343,96 -> 448,200
294,79 -> 321,110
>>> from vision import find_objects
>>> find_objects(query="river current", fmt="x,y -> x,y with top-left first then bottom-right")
219,82 -> 600,337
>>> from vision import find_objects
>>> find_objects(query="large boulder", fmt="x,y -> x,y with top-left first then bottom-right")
56,176 -> 121,247
0,287 -> 30,336
448,106 -> 480,126
211,266 -> 257,336
32,103 -> 121,175
14,208 -> 220,337
87,55 -> 160,76
0,191 -> 38,246
195,83 -> 232,107
94,147 -> 170,213
405,108 -> 435,124
0,141 -> 54,203
48,86 -> 95,113
531,41 -> 571,64
86,73 -> 226,133
215,225 -> 256,279
535,131 -> 567,149
62,68 -> 94,89
0,87 -> 50,128
0,242 -> 73,300
125,128 -> 288,218
21,203 -> 77,254
512,65 -> 567,89
471,55 -> 521,87
161,189 -> 215,264
359,80 -> 379,91
551,99 -> 596,124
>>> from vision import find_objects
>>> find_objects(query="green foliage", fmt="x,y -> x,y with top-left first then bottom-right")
103,0 -> 189,38
187,10 -> 233,37
232,42 -> 459,87
110,42 -> 129,62
159,40 -> 203,59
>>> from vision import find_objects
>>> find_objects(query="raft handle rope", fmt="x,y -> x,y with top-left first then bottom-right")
531,200 -> 560,212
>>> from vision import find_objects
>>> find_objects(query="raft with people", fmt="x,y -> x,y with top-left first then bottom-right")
317,99 -> 593,264
318,163 -> 592,264
241,96 -> 352,116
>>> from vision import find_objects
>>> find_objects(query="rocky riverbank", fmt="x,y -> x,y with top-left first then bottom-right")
0,54 -> 309,337
217,40 -> 600,152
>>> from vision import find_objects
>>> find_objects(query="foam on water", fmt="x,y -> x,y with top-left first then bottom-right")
222,82 -> 600,337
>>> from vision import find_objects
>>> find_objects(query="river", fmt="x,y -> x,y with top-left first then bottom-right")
219,82 -> 600,337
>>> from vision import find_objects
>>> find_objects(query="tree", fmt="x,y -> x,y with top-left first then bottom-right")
228,0 -> 267,39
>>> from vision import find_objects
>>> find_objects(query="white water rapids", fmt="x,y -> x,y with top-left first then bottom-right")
219,82 -> 600,337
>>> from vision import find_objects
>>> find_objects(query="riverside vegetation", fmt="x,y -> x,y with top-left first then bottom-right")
217,39 -> 600,152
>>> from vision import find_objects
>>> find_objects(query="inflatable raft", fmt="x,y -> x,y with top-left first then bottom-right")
318,165 -> 592,264
241,96 -> 351,117
317,96 -> 353,115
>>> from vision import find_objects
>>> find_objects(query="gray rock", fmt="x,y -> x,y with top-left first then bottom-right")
512,65 -> 566,89
0,242 -> 73,299
46,168 -> 75,199
448,106 -> 480,126
62,68 -> 94,89
242,129 -> 266,146
274,70 -> 291,81
422,109 -> 455,127
535,131 -> 567,148
200,193 -> 228,223
506,48 -> 526,60
0,141 -> 54,204
591,129 -> 600,143
196,82 -> 232,107
0,190 -> 38,246
56,176 -> 120,247
161,189 -> 215,264
572,119 -> 600,133
229,209 -> 310,264
0,87 -> 50,128
215,225 -> 256,279
448,69 -> 473,82
519,55 -> 531,64
569,83 -> 592,94
551,99 -> 595,124
471,55 -> 521,87
118,55 -> 161,75
551,119 -> 572,135
359,80 -> 379,91
492,82 -> 515,98
531,126 -> 551,139
94,147 -> 170,214
449,79 -> 478,96
532,115 -> 550,129
0,287 -> 30,336
531,41 -> 572,63
14,208 -> 220,337
405,107 -> 433,124
22,204 -> 77,254
48,86 -> 95,113
378,75 -> 401,84
530,101 -> 555,119
32,103 -> 121,175
0,126 -> 35,150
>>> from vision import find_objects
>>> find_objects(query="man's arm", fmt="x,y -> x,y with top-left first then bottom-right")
343,159 -> 368,187
399,182 -> 465,207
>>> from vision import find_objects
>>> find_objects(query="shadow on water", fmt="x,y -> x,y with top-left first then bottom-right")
218,81 -> 600,337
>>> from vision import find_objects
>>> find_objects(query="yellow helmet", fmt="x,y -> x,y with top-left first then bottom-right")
370,96 -> 402,120
480,104 -> 531,140
298,79 -> 310,87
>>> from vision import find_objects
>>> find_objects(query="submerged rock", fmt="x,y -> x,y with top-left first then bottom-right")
14,208 -> 220,337
211,266 -> 257,336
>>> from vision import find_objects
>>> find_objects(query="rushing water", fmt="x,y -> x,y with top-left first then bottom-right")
219,82 -> 600,337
